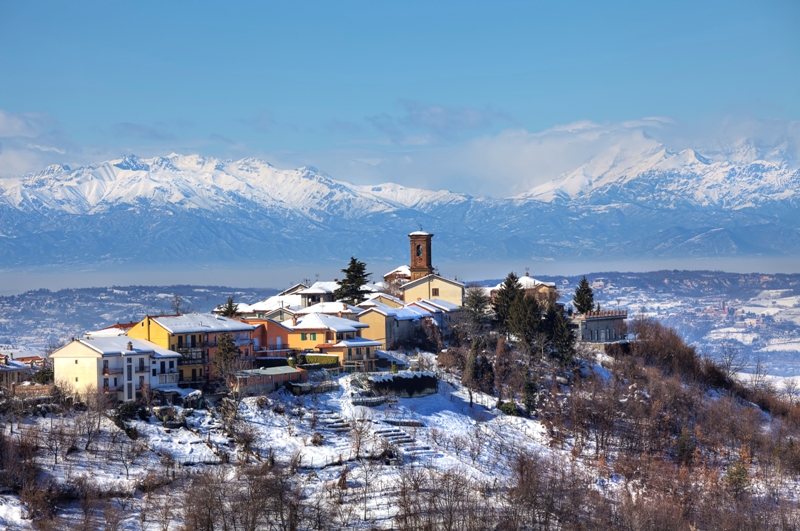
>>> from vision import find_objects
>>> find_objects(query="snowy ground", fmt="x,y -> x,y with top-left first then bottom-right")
0,366 -> 588,529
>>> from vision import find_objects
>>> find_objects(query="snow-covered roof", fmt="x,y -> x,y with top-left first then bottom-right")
295,301 -> 363,316
288,313 -> 368,332
493,274 -> 556,290
332,337 -> 383,348
278,283 -> 309,296
298,281 -> 340,295
238,293 -> 303,313
75,337 -> 180,359
424,299 -> 462,311
384,265 -> 410,278
0,357 -> 29,371
408,230 -> 432,236
408,298 -> 464,313
363,292 -> 405,306
358,300 -> 430,321
237,366 -> 302,377
152,313 -> 254,334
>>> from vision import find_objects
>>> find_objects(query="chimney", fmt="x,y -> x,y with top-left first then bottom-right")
342,303 -> 347,311
525,271 -> 529,277
292,315 -> 298,327
126,341 -> 133,351
337,312 -> 343,318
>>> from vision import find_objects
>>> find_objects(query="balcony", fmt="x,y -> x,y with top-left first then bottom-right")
102,367 -> 123,376
178,356 -> 208,367
103,385 -> 122,394
158,373 -> 180,385
135,366 -> 148,374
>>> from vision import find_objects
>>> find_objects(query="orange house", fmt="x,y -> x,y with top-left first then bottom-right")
241,318 -> 292,357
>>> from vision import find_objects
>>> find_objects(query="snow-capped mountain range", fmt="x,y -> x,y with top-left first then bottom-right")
0,142 -> 798,269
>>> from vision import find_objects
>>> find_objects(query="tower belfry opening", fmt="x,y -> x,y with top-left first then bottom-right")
408,230 -> 433,281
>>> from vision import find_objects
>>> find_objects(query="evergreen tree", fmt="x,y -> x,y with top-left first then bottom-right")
550,311 -> 575,366
219,296 -> 239,317
573,276 -> 594,314
333,257 -> 371,305
507,295 -> 542,360
493,272 -> 524,332
463,285 -> 491,326
462,341 -> 480,407
523,375 -> 538,416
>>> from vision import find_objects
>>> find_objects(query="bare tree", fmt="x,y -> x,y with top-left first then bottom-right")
358,457 -> 383,522
170,293 -> 184,315
349,411 -> 373,460
719,341 -> 746,381
119,439 -> 147,479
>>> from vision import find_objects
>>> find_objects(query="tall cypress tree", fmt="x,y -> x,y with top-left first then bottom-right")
493,272 -> 524,331
573,276 -> 595,314
333,257 -> 371,305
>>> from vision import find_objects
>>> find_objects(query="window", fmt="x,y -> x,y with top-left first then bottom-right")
75,377 -> 78,382
432,288 -> 440,297
301,333 -> 307,341
169,360 -> 174,369
152,369 -> 156,377
310,333 -> 316,341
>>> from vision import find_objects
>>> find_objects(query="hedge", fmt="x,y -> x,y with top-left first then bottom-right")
303,354 -> 340,368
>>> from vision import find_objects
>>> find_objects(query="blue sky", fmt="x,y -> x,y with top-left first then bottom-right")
1,0 -> 798,196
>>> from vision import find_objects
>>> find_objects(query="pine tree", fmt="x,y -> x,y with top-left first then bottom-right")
507,295 -> 542,360
219,296 -> 239,317
333,257 -> 371,305
462,341 -> 480,407
550,312 -> 575,366
463,285 -> 491,326
213,332 -> 241,388
493,272 -> 524,332
573,276 -> 594,314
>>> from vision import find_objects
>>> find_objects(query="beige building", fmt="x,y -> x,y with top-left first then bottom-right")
401,274 -> 465,308
356,300 -> 431,349
49,336 -> 181,403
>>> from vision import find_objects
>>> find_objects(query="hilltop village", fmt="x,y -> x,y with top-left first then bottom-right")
4,232 -> 800,530
40,230 -> 626,405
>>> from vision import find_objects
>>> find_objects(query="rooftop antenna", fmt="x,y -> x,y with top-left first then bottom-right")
419,224 -> 423,231
315,273 -> 319,281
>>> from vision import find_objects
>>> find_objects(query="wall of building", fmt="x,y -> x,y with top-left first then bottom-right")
50,341 -> 101,394
404,278 -> 464,307
357,311 -> 393,349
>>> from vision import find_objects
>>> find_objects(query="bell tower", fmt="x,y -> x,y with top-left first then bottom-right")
409,230 -> 434,281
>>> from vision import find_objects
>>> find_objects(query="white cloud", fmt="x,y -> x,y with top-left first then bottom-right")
0,109 -> 53,138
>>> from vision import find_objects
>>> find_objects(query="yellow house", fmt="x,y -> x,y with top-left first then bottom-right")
285,313 -> 381,372
356,300 -> 430,349
127,313 -> 254,388
49,336 -> 180,403
285,313 -> 368,350
401,274 -> 465,308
